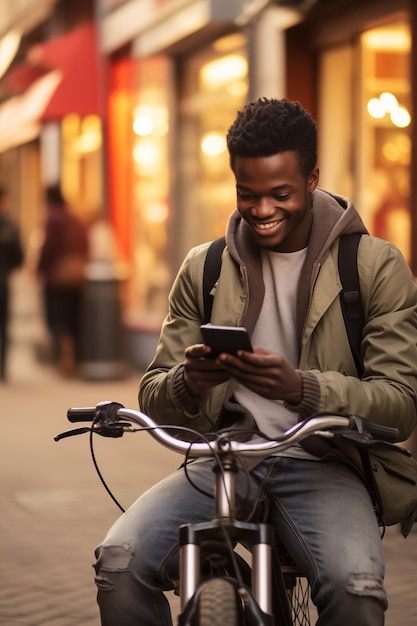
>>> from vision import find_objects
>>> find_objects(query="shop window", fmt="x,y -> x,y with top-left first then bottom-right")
176,33 -> 248,262
318,18 -> 411,263
130,56 -> 172,323
107,55 -> 172,328
123,35 -> 248,324
317,44 -> 354,198
60,113 -> 104,218
360,20 -> 411,262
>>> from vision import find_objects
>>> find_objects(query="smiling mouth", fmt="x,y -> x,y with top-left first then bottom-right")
256,220 -> 283,230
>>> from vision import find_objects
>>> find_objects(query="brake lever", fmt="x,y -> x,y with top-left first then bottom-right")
54,421 -> 133,442
54,426 -> 92,441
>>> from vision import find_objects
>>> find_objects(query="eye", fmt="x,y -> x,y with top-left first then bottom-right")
237,189 -> 255,200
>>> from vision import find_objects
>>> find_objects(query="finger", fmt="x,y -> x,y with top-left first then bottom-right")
185,343 -> 212,359
218,356 -> 273,378
219,349 -> 278,367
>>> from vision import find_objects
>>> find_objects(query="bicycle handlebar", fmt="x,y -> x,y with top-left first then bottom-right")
56,401 -> 400,456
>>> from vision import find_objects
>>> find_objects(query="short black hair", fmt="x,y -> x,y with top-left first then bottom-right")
226,97 -> 317,178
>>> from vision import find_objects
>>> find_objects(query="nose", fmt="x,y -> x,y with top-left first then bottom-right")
251,196 -> 275,218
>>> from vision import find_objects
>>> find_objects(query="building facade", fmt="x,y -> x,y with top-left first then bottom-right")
0,0 -> 415,365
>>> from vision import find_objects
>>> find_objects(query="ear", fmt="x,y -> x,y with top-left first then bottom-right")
308,168 -> 319,192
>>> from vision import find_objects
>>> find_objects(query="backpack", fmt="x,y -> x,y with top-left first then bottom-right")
203,233 -> 364,377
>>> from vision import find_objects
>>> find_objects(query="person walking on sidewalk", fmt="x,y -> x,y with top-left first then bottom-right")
0,185 -> 23,381
37,185 -> 89,376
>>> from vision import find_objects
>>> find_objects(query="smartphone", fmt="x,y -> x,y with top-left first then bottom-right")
200,324 -> 253,358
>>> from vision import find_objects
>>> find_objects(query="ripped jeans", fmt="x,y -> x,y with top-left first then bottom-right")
94,456 -> 387,625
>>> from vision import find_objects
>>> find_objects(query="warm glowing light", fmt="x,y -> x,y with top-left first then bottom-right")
133,115 -> 154,136
0,29 -> 21,79
379,92 -> 398,113
133,140 -> 159,166
362,28 -> 410,51
133,105 -> 168,137
227,80 -> 247,98
390,106 -> 411,128
382,136 -> 411,164
200,54 -> 247,89
143,202 -> 169,224
73,115 -> 102,153
382,142 -> 400,162
201,133 -> 227,157
367,92 -> 411,127
213,33 -> 247,53
367,98 -> 385,119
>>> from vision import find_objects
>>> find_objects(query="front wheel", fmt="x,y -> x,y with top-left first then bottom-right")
198,578 -> 240,626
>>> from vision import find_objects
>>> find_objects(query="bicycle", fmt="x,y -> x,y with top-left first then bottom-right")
55,402 -> 399,626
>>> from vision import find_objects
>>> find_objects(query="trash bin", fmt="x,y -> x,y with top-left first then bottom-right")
79,260 -> 128,380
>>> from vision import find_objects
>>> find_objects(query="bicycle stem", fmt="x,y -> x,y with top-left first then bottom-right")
213,455 -> 238,519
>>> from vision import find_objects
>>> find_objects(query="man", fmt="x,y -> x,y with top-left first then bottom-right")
94,98 -> 417,625
0,186 -> 23,381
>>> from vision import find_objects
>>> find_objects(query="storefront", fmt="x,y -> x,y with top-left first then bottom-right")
286,0 -> 415,267
100,0 -> 303,363
0,15 -> 103,250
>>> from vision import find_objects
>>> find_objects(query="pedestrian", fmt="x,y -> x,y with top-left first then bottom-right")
0,185 -> 23,381
37,184 -> 89,377
94,98 -> 417,625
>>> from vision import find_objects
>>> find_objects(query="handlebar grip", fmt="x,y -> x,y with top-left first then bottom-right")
67,407 -> 97,422
364,422 -> 399,443
349,415 -> 399,443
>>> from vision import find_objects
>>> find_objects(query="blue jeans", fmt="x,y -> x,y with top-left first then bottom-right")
94,456 -> 387,625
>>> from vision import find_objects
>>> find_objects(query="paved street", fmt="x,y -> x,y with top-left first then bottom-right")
0,273 -> 416,625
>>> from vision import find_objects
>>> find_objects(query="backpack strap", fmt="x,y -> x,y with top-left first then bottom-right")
203,236 -> 226,323
338,233 -> 364,378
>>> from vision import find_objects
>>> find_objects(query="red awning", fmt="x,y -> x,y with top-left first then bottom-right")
29,22 -> 101,120
0,23 -> 101,152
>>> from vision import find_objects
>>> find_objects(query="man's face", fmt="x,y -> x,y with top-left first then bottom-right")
233,151 -> 319,252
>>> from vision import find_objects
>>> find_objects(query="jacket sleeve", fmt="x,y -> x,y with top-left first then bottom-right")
291,238 -> 417,441
138,244 -> 218,432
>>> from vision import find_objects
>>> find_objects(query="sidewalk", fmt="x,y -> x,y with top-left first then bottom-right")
0,272 -> 180,625
0,272 -> 416,625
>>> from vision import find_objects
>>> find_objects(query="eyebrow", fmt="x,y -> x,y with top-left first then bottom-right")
236,183 -> 293,192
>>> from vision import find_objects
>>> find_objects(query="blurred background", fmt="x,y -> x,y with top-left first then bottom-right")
0,0 -> 416,373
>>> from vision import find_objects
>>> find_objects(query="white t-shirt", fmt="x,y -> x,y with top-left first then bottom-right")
234,247 -> 315,459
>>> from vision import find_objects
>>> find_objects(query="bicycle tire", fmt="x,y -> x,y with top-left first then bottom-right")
198,578 -> 240,626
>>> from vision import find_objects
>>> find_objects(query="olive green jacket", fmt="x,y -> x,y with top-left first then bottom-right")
139,189 -> 417,443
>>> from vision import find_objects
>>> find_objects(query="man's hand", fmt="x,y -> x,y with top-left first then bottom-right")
217,348 -> 302,404
184,344 -> 231,396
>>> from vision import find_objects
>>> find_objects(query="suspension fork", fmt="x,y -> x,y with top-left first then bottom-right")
178,454 -> 274,615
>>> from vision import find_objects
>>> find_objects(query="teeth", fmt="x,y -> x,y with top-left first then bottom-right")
258,221 -> 279,230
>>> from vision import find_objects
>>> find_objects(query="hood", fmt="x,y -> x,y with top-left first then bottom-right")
311,188 -> 369,265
